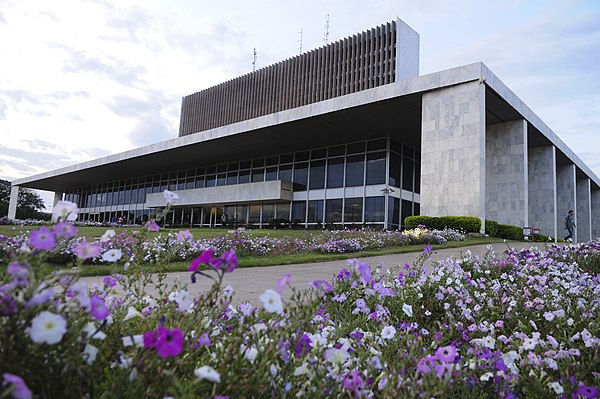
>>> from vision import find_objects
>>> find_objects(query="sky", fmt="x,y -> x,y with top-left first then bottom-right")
1,0 -> 599,209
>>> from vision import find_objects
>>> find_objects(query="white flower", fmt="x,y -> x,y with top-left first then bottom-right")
549,381 -> 564,394
100,229 -> 116,242
52,200 -> 79,222
83,344 -> 98,364
102,249 -> 123,262
402,303 -> 413,318
30,311 -> 67,344
243,346 -> 258,364
522,338 -> 537,350
293,363 -> 309,376
223,285 -> 234,298
581,328 -> 593,347
194,365 -> 220,383
122,335 -> 144,347
163,190 -> 179,204
480,372 -> 494,381
324,348 -> 350,364
381,325 -> 396,340
259,289 -> 283,314
123,306 -> 142,321
81,322 -> 106,340
543,312 -> 555,321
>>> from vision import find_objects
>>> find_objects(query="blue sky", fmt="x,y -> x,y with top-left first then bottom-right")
0,0 -> 599,208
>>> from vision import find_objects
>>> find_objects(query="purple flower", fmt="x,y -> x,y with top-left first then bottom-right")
143,330 -> 158,349
276,274 -> 292,293
29,227 -> 56,251
577,386 -> 599,399
154,326 -> 184,358
176,230 -> 192,242
424,245 -> 432,254
2,373 -> 32,399
197,333 -> 211,347
54,222 -> 78,238
342,369 -> 363,392
7,262 -> 29,287
311,280 -> 333,293
337,268 -> 351,280
295,333 -> 312,357
146,221 -> 160,232
25,288 -> 55,308
208,249 -> 238,272
188,248 -> 215,272
103,276 -> 117,288
0,294 -> 17,316
73,241 -> 101,260
435,345 -> 457,363
355,262 -> 372,283
90,295 -> 109,321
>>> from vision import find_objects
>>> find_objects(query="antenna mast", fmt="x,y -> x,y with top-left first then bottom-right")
252,48 -> 257,72
298,27 -> 303,54
324,14 -> 330,44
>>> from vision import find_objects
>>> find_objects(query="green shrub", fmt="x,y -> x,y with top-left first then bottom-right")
404,215 -> 480,233
496,223 -> 524,240
485,220 -> 499,237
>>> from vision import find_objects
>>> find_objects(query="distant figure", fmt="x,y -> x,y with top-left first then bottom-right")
563,210 -> 576,242
221,212 -> 229,228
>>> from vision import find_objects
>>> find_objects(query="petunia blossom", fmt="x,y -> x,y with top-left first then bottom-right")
29,311 -> 67,345
259,289 -> 283,314
194,365 -> 220,383
2,373 -> 32,399
51,200 -> 79,222
29,227 -> 56,251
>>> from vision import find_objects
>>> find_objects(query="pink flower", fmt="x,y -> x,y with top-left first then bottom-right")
144,326 -> 184,358
29,227 -> 56,251
90,295 -> 109,321
209,249 -> 238,273
73,241 -> 101,260
54,222 -> 78,238
2,373 -> 32,399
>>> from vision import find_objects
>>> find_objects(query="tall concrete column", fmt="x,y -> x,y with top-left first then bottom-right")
528,146 -> 557,239
556,164 -> 576,241
592,188 -> 600,239
421,80 -> 486,232
53,192 -> 64,206
485,119 -> 527,227
576,178 -> 591,242
7,185 -> 19,219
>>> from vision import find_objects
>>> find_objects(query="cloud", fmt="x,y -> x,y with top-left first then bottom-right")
128,115 -> 175,147
0,98 -> 6,120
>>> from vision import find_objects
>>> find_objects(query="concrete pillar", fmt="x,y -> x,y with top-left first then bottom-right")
485,120 -> 527,227
53,192 -> 63,206
421,80 -> 486,232
576,178 -> 591,242
592,188 -> 600,239
7,185 -> 19,219
556,164 -> 576,241
528,146 -> 557,239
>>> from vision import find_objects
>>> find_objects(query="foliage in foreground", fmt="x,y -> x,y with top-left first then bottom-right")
2,231 -> 600,398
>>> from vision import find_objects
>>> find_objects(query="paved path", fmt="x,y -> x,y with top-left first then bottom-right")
79,242 -> 544,304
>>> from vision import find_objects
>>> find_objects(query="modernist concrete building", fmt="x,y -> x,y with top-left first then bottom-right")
8,19 -> 600,240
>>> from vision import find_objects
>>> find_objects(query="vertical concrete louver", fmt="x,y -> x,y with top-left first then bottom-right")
178,21 -> 399,136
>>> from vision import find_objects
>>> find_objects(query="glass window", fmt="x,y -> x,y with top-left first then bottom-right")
216,164 -> 227,173
307,200 -> 324,224
388,197 -> 400,228
329,145 -> 345,157
414,162 -> 421,194
265,167 -> 278,181
327,157 -> 344,188
402,157 -> 414,191
280,153 -> 294,164
293,162 -> 308,191
295,151 -> 310,161
195,177 -> 205,188
344,197 -> 363,223
291,201 -> 306,224
239,170 -> 250,184
364,196 -> 385,222
227,161 -> 239,171
276,203 -> 290,222
347,142 -> 365,154
403,145 -> 414,159
262,204 -> 275,224
279,164 -> 293,182
368,138 -> 387,151
366,152 -> 386,185
345,155 -> 365,187
206,166 -> 216,174
401,200 -> 413,228
325,199 -> 343,223
216,174 -> 226,186
236,205 -> 248,225
206,175 -> 216,187
266,156 -> 279,166
311,148 -> 327,159
252,169 -> 264,182
185,179 -> 194,190
239,160 -> 251,170
249,205 -> 261,224
309,160 -> 325,189
253,158 -> 265,167
227,172 -> 238,185
389,152 -> 401,187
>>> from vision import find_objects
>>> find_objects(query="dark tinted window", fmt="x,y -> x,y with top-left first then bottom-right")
325,199 -> 343,223
345,155 -> 364,187
364,196 -> 385,222
293,162 -> 308,190
327,157 -> 344,188
309,160 -> 325,189
344,197 -> 363,223
366,152 -> 386,185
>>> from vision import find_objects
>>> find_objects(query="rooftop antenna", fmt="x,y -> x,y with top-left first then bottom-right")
252,48 -> 257,72
324,14 -> 330,44
298,27 -> 303,54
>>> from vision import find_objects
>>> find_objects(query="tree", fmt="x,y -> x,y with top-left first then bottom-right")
0,179 -> 47,219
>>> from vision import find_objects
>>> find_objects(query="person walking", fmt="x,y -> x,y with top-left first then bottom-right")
563,210 -> 576,242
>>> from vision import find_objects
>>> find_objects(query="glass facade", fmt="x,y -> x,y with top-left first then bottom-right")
65,138 -> 421,229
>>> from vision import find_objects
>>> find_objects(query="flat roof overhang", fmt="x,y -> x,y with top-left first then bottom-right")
14,62 -> 600,192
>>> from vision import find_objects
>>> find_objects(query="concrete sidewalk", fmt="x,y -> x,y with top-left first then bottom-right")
79,241 -> 543,303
